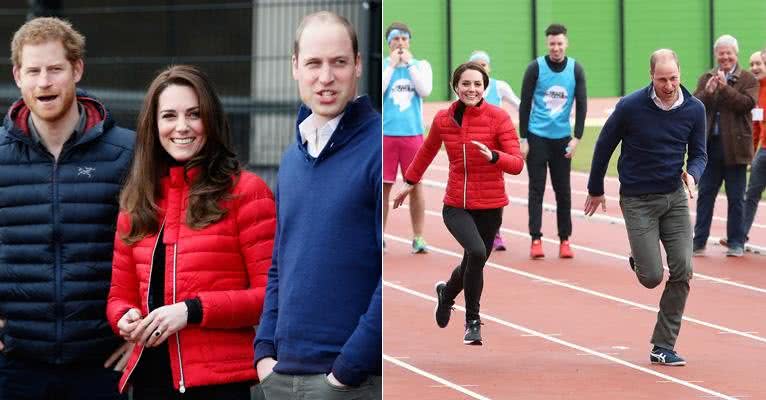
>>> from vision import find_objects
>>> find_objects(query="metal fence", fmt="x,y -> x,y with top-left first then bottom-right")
0,0 -> 382,189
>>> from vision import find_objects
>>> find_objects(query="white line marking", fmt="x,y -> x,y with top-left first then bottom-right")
421,177 -> 766,253
395,203 -> 766,295
521,333 -> 561,337
384,354 -> 492,400
430,165 -> 766,230
385,234 -> 766,344
385,281 -> 741,400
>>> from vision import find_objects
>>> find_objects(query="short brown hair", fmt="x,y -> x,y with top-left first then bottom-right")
452,62 -> 489,93
545,23 -> 567,37
650,49 -> 680,73
11,17 -> 85,67
293,11 -> 358,58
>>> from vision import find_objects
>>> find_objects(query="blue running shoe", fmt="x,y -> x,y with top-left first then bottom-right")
650,346 -> 686,366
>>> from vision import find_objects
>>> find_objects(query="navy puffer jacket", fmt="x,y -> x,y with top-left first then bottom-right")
0,91 -> 135,365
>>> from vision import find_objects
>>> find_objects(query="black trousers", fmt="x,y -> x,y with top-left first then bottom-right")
132,343 -> 252,400
441,205 -> 503,322
526,133 -> 572,240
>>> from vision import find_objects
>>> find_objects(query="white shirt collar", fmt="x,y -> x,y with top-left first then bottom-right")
298,113 -> 344,157
650,87 -> 684,111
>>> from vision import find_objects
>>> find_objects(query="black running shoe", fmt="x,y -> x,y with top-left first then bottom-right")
463,319 -> 483,345
434,281 -> 454,328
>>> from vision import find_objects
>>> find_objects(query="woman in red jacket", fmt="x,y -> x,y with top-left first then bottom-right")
393,62 -> 524,345
106,65 -> 275,399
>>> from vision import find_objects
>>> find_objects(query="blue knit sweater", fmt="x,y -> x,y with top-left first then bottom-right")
254,96 -> 382,386
588,84 -> 707,196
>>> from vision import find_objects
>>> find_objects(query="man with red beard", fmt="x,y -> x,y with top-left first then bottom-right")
0,17 -> 135,399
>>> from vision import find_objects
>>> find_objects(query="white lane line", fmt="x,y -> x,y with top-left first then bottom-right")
385,281 -> 741,400
431,150 -> 766,208
385,234 -> 766,345
521,333 -> 561,337
421,177 -> 766,254
430,165 -> 766,230
384,354 -> 492,400
395,201 -> 766,295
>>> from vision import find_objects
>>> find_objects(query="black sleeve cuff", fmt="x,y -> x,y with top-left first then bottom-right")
185,298 -> 203,324
490,151 -> 499,164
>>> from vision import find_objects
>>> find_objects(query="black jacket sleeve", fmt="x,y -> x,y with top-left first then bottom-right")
573,62 -> 588,139
519,61 -> 539,139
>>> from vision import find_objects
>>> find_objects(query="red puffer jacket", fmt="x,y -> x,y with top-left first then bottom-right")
405,100 -> 524,209
107,167 -> 276,393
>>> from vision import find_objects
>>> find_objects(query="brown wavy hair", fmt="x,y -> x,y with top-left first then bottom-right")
120,65 -> 240,244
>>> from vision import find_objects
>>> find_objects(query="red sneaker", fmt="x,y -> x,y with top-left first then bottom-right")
559,240 -> 574,258
530,239 -> 544,259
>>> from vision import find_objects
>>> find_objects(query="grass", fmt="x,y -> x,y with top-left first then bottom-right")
570,126 -> 616,176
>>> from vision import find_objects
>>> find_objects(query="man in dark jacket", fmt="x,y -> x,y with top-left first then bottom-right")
0,17 -> 135,399
254,11 -> 381,400
692,34 -> 758,257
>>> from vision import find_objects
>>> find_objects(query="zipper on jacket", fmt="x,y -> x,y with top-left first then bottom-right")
52,160 -> 63,363
462,143 -> 468,208
119,220 -> 165,394
172,243 -> 186,393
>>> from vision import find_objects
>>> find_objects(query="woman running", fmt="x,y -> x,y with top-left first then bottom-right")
393,62 -> 524,345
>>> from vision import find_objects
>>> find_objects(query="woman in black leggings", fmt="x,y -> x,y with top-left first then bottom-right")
393,62 -> 525,345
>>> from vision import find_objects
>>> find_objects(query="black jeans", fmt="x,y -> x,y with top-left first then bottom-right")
0,353 -> 125,400
131,343 -> 252,400
526,133 -> 572,240
693,134 -> 747,249
441,205 -> 503,322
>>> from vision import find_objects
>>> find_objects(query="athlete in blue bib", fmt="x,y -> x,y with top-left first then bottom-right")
519,23 -> 588,259
382,22 -> 433,254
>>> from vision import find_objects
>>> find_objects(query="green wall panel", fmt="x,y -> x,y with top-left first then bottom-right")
624,0 -> 709,94
450,0 -> 532,101
383,0 -> 449,100
384,0 -> 764,100
715,0 -> 766,62
535,0 -> 620,97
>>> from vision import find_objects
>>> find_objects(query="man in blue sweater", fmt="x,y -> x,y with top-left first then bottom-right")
254,11 -> 382,399
585,49 -> 706,366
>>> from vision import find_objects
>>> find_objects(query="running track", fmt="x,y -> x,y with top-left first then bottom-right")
383,151 -> 765,399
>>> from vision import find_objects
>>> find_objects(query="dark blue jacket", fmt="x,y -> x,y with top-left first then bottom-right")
0,91 -> 135,365
254,96 -> 382,386
588,84 -> 707,196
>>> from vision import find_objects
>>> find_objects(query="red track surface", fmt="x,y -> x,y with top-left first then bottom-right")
383,152 -> 766,399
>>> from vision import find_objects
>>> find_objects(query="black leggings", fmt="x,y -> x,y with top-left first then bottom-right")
131,343 -> 252,400
441,205 -> 503,322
